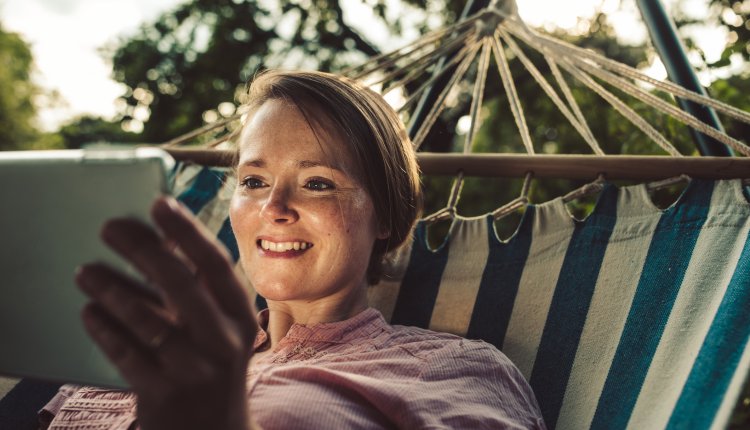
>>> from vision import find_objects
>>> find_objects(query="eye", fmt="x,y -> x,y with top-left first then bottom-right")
240,177 -> 267,189
304,179 -> 334,191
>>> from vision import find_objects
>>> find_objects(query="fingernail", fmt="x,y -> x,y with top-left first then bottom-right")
100,220 -> 122,245
153,195 -> 180,218
75,264 -> 112,296
165,195 -> 181,211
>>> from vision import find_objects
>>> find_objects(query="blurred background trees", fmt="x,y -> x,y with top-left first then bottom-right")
2,0 -> 747,154
0,22 -> 41,151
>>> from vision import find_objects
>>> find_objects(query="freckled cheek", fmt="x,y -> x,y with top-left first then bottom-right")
303,202 -> 351,234
228,197 -> 263,248
349,195 -> 378,232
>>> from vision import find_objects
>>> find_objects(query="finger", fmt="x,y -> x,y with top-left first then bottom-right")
81,277 -> 232,388
76,262 -> 164,304
100,218 -> 227,348
82,303 -> 165,390
152,196 -> 254,323
154,329 -> 230,385
76,263 -> 176,349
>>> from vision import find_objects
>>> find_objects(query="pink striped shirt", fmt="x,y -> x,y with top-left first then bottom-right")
43,308 -> 545,429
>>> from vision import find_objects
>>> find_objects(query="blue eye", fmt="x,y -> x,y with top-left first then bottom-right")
305,179 -> 334,191
240,177 -> 266,189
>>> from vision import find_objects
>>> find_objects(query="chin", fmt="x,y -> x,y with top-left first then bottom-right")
251,279 -> 306,302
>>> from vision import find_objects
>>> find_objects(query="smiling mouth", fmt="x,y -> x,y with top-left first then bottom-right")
257,239 -> 314,255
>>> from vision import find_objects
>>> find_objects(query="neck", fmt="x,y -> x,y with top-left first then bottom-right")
263,284 -> 369,348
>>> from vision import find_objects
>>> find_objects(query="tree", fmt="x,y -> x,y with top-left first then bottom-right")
57,115 -> 142,149
0,22 -> 40,150
103,0 -> 414,143
669,0 -> 750,144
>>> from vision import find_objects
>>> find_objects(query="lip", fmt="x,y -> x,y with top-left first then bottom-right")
256,236 -> 313,259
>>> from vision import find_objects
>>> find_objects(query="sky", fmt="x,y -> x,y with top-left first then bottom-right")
0,0 -> 729,131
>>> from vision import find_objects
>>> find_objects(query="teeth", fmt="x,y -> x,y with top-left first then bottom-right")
260,239 -> 312,252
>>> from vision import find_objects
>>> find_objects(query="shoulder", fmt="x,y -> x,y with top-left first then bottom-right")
384,326 -> 546,428
381,324 -> 528,389
377,323 -> 470,358
384,323 -> 506,360
410,332 -> 519,381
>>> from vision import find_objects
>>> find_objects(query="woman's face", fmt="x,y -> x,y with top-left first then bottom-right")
230,99 -> 385,304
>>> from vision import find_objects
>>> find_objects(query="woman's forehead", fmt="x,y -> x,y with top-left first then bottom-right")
238,99 -> 357,171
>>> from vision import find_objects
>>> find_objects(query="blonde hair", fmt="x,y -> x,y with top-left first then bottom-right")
241,70 -> 422,284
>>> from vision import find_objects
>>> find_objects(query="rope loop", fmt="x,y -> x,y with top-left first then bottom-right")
446,171 -> 466,212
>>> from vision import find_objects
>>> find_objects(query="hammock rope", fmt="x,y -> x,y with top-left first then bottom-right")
422,36 -> 491,224
343,12 -> 482,78
544,58 -> 602,154
410,37 -> 482,150
464,39 -> 492,154
504,23 -> 750,156
491,35 -> 534,154
491,171 -> 532,220
512,22 -> 750,129
498,29 -> 603,154
570,55 -> 750,156
157,0 -> 750,189
367,27 -> 472,89
396,41 -> 478,113
557,58 -> 684,156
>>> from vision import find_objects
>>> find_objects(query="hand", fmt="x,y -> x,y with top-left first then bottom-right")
76,196 -> 258,430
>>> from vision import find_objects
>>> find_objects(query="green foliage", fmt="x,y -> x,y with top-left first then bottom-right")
104,0 -> 413,143
708,0 -> 750,65
709,73 -> 750,145
0,23 -> 39,150
57,115 -> 142,149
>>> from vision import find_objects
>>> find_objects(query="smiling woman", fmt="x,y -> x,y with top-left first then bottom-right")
231,71 -> 420,308
232,98 -> 388,309
40,71 -> 545,430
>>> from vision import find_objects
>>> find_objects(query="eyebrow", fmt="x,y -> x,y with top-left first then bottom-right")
240,158 -> 346,173
240,159 -> 265,168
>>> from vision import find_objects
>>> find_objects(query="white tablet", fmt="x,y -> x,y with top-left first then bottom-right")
0,148 -> 174,389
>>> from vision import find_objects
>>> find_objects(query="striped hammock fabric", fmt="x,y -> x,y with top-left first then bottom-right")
171,164 -> 750,430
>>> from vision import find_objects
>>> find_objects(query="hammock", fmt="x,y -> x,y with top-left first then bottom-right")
163,164 -> 750,430
2,1 -> 750,428
153,2 -> 750,427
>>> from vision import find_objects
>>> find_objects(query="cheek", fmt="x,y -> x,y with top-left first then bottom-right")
332,196 -> 379,243
349,193 -> 379,232
228,196 -> 261,245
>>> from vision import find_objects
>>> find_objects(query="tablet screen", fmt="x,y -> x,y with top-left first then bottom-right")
0,148 -> 174,388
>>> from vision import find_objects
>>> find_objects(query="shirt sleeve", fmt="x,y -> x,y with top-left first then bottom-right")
38,384 -> 80,429
414,339 -> 547,429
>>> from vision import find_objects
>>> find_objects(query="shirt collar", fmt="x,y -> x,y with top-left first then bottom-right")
252,307 -> 385,352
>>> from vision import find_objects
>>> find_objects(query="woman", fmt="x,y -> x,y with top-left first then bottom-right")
42,71 -> 545,429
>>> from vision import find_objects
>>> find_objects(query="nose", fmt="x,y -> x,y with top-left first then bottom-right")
260,185 -> 299,224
